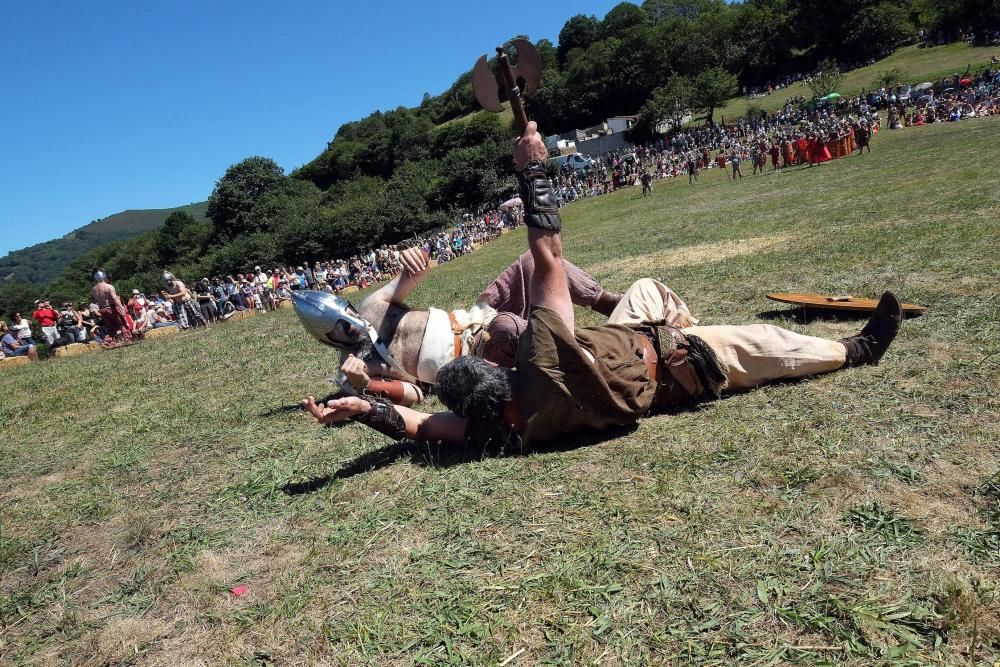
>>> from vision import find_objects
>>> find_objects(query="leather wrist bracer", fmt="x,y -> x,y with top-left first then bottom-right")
517,160 -> 562,231
352,397 -> 407,441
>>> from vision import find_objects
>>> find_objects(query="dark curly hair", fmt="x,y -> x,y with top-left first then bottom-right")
436,356 -> 513,420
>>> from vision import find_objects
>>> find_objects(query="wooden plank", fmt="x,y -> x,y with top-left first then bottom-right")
766,293 -> 927,313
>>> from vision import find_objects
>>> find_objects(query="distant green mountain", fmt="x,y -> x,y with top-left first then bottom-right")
0,202 -> 208,285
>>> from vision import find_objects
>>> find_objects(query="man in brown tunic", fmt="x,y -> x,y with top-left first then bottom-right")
302,122 -> 903,450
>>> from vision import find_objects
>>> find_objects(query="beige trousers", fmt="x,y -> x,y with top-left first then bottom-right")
608,279 -> 846,390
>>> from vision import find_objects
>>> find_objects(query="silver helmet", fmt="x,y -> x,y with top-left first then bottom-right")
93,270 -> 108,284
162,271 -> 176,284
291,290 -> 369,351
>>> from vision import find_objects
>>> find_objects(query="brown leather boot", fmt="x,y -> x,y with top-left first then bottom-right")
592,289 -> 624,317
840,292 -> 903,366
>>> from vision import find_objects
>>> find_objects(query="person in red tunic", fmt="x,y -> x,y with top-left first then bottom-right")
796,136 -> 810,165
770,140 -> 781,173
782,138 -> 795,168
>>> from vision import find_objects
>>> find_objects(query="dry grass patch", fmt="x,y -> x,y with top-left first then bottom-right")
589,234 -> 799,278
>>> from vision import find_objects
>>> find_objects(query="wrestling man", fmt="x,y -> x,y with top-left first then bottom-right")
301,121 -> 903,451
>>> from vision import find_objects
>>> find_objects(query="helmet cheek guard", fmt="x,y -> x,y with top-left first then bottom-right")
291,290 -> 369,351
291,290 -> 422,385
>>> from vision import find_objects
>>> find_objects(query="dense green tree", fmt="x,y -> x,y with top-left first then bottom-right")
206,157 -> 286,241
692,67 -> 738,124
642,0 -> 722,21
557,14 -> 602,65
602,3 -> 651,39
637,75 -> 695,136
848,2 -> 916,55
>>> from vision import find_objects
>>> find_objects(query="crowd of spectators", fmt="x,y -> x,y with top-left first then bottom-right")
553,99 -> 882,200
2,207 -> 523,361
885,66 -> 1000,127
552,63 -> 999,200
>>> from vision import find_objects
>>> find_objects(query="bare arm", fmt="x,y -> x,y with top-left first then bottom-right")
360,247 -> 429,308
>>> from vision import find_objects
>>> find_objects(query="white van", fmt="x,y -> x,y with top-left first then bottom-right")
548,153 -> 594,173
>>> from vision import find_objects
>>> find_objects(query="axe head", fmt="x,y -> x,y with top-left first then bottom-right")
472,38 -> 543,113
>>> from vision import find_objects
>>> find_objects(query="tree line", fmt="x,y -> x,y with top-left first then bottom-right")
2,0 -> 996,318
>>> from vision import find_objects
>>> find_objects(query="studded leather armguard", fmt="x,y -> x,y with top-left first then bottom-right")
352,397 -> 407,441
517,160 -> 562,231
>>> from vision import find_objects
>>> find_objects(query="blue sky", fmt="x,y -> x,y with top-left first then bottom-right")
0,0 -> 624,256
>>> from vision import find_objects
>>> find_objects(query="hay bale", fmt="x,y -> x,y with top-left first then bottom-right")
0,356 -> 32,368
87,341 -> 103,351
144,326 -> 180,340
52,342 -> 98,358
341,285 -> 359,295
277,300 -> 294,310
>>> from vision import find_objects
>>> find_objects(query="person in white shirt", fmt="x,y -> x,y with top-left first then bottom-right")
10,313 -> 34,344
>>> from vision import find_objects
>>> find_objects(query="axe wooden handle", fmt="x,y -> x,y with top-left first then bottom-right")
495,47 -> 529,136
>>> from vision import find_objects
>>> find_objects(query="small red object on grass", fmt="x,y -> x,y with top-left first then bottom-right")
231,584 -> 249,597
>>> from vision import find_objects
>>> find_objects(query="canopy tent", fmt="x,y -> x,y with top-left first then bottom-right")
500,196 -> 522,210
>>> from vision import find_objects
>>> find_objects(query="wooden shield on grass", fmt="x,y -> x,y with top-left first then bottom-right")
766,293 -> 928,314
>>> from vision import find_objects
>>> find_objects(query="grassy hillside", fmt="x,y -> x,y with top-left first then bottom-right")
716,43 -> 998,121
2,116 -> 998,664
0,202 -> 208,286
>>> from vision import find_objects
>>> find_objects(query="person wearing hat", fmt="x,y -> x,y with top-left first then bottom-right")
32,299 -> 60,346
127,289 -> 148,319
2,322 -> 38,361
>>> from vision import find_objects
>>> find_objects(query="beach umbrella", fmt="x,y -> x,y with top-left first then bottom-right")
917,94 -> 932,102
959,78 -> 973,86
500,196 -> 522,210
822,92 -> 842,100
914,82 -> 933,92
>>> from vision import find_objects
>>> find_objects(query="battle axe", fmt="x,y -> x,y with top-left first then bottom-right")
472,38 -> 542,136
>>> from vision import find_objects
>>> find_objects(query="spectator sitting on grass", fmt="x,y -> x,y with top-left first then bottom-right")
2,323 -> 38,361
147,304 -> 176,328
79,304 -> 100,341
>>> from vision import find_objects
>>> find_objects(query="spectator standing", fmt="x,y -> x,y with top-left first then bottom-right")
196,279 -> 220,322
32,300 -> 59,346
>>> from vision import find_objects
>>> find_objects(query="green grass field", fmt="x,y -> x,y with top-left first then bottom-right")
716,43 -> 998,121
2,116 -> 999,665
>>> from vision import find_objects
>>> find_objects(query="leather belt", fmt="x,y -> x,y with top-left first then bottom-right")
637,333 -> 661,383
447,311 -> 464,358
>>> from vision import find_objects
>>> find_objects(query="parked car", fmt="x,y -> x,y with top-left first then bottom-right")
548,153 -> 594,173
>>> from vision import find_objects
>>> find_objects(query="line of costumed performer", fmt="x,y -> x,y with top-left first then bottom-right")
298,120 -> 905,452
